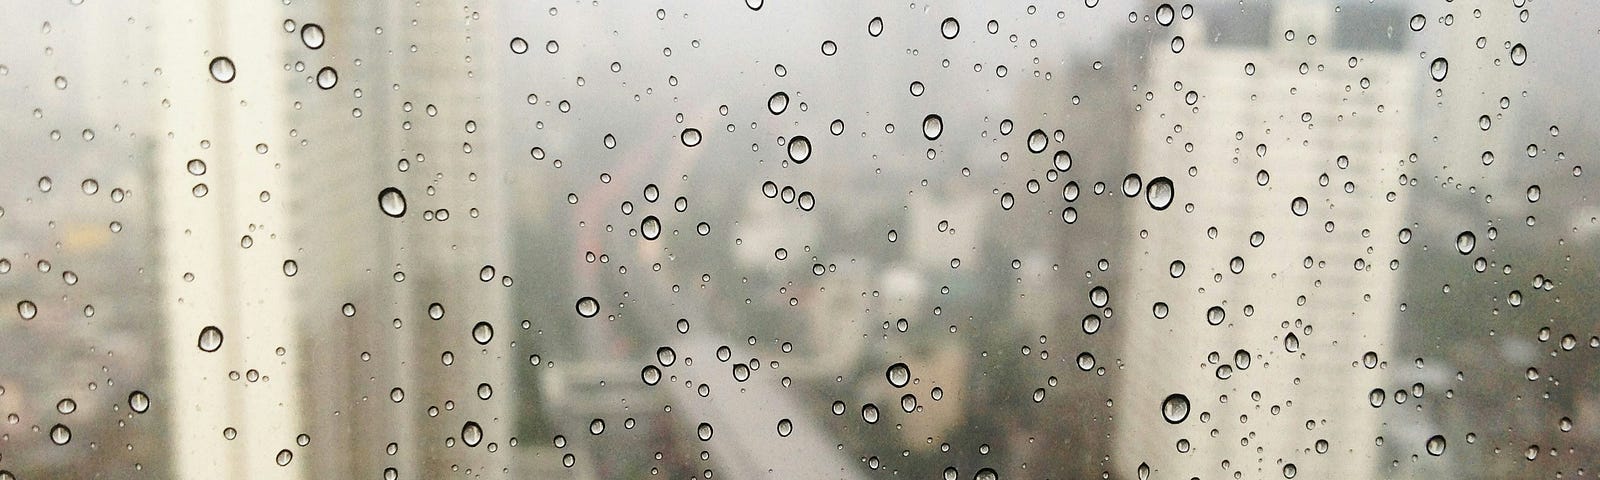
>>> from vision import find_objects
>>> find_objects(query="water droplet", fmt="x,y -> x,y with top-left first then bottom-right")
922,114 -> 943,140
576,297 -> 600,317
868,17 -> 883,37
301,23 -> 325,49
462,421 -> 483,447
861,403 -> 880,424
697,422 -> 713,441
999,193 -> 1014,210
472,321 -> 493,345
1290,197 -> 1309,216
57,398 -> 76,414
886,362 -> 910,388
1156,4 -> 1175,26
1026,129 -> 1047,153
545,40 -> 560,54
209,57 -> 236,83
641,215 -> 661,240
509,37 -> 528,54
198,326 -> 224,352
1369,388 -> 1386,408
1161,393 -> 1190,424
1429,57 -> 1448,81
1456,231 -> 1475,255
680,128 -> 701,147
589,418 -> 605,435
1510,43 -> 1527,66
49,424 -> 71,445
745,0 -> 762,10
1282,463 -> 1297,478
1409,14 -> 1425,31
975,467 -> 998,480
1526,185 -> 1541,202
1425,435 -> 1446,456
1206,306 -> 1225,325
656,346 -> 676,366
777,418 -> 793,437
1122,174 -> 1142,197
1146,177 -> 1174,210
378,187 -> 406,218
316,67 -> 338,89
768,92 -> 788,115
17,300 -> 36,320
641,365 -> 661,385
940,17 -> 959,39
128,391 -> 150,413
787,136 -> 811,163
1285,333 -> 1300,352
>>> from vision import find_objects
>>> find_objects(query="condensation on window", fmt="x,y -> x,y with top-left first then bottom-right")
0,1 -> 1594,479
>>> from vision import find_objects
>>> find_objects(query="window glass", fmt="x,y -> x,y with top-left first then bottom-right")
0,1 -> 1593,479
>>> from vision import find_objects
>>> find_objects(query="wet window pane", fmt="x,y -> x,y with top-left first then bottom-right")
0,1 -> 1594,479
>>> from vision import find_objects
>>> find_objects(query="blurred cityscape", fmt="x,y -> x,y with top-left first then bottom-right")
0,1 -> 1596,479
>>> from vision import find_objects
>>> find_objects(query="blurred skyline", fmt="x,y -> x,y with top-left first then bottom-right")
0,1 -> 1596,479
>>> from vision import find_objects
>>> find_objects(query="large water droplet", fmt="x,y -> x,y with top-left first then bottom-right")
922,114 -> 943,140
462,421 -> 483,447
680,128 -> 701,147
589,418 -> 605,435
1425,435 -> 1446,456
1161,393 -> 1190,424
787,136 -> 811,163
861,403 -> 880,424
886,362 -> 910,388
198,326 -> 224,352
940,17 -> 959,39
768,92 -> 788,115
1206,306 -> 1225,325
510,37 -> 528,54
868,17 -> 883,37
472,321 -> 493,345
641,365 -> 661,385
316,67 -> 338,89
1156,4 -> 1175,25
209,57 -> 236,83
128,390 -> 151,413
1429,57 -> 1448,81
17,300 -> 36,320
777,418 -> 793,437
1409,14 -> 1426,31
1456,231 -> 1476,255
49,424 -> 71,445
576,297 -> 600,317
378,187 -> 406,218
656,346 -> 676,366
697,422 -> 713,441
275,449 -> 293,466
301,23 -> 325,49
1510,43 -> 1527,66
641,215 -> 661,240
1290,197 -> 1309,216
1026,129 -> 1047,153
1146,177 -> 1174,210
